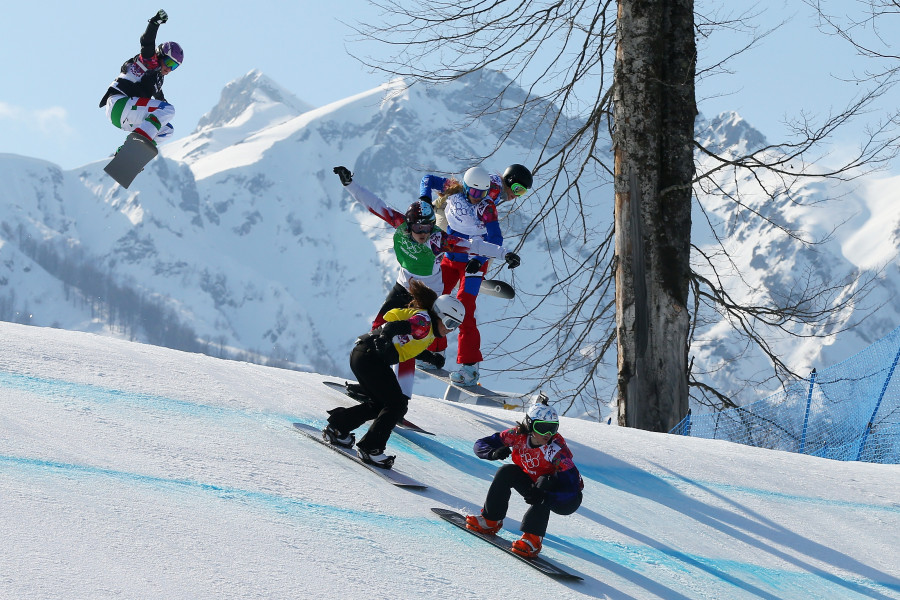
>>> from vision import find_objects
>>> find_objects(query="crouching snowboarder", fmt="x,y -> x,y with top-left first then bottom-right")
322,280 -> 465,469
466,395 -> 584,558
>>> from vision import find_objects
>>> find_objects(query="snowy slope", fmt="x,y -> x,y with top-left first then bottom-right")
0,322 -> 898,599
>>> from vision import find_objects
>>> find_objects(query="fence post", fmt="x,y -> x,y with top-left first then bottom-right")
799,368 -> 817,454
856,341 -> 900,461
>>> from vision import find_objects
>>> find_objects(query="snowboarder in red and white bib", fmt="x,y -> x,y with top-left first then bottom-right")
466,394 -> 584,558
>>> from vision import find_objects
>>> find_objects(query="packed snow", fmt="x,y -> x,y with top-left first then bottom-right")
0,321 -> 898,599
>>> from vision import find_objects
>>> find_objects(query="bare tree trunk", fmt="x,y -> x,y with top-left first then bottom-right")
614,0 -> 696,431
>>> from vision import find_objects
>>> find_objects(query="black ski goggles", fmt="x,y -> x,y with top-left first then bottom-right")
410,222 -> 435,234
531,420 -> 559,436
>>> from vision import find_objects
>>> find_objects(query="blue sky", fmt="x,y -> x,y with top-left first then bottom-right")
0,1 -> 893,170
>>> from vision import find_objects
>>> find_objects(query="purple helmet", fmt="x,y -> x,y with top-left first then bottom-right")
156,41 -> 184,66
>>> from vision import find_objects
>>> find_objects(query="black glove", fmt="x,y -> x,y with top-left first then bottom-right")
489,446 -> 511,461
333,166 -> 353,186
420,350 -> 445,370
535,475 -> 558,491
465,258 -> 482,274
149,9 -> 168,25
372,334 -> 393,359
419,195 -> 433,206
522,485 -> 546,506
504,252 -> 521,269
380,320 -> 412,338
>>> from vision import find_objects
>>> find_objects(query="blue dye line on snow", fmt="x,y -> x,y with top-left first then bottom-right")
0,370 -> 439,462
0,453 -> 430,535
549,534 -> 900,598
0,371 -> 296,424
4,369 -> 894,513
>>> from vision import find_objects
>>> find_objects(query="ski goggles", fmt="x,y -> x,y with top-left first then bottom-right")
441,315 -> 462,331
466,186 -> 488,201
410,222 -> 434,234
162,56 -> 180,70
531,420 -> 559,436
510,183 -> 528,197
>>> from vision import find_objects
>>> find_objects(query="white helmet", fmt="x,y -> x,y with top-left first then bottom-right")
433,295 -> 465,331
463,166 -> 491,200
525,393 -> 559,435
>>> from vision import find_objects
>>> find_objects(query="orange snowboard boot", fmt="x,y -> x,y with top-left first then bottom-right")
510,532 -> 543,558
465,513 -> 502,535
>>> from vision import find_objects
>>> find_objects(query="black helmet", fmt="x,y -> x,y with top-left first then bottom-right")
503,164 -> 533,189
405,199 -> 436,233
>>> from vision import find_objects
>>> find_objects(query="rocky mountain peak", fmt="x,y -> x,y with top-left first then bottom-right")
194,69 -> 314,132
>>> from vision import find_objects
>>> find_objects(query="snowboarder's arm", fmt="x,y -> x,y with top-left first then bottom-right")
139,10 -> 168,60
419,174 -> 450,200
473,432 -> 509,459
443,235 -> 512,261
343,181 -> 406,228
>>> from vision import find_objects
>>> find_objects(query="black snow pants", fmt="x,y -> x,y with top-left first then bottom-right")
482,463 -> 583,538
326,341 -> 409,452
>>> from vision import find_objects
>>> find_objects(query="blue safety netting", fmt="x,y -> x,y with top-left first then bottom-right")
671,325 -> 900,464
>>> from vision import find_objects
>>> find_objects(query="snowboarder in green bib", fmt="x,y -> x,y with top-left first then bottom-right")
333,166 -> 520,398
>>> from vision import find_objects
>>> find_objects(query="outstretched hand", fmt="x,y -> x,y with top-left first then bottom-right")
150,9 -> 168,25
333,166 -> 352,186
504,252 -> 521,269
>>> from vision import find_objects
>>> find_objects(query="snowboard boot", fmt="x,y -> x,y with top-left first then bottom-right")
450,363 -> 479,386
510,533 -> 543,558
322,425 -> 355,448
416,351 -> 444,370
356,446 -> 395,469
344,382 -> 369,400
465,512 -> 502,535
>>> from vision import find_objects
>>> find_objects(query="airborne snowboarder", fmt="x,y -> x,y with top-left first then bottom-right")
99,9 -> 183,186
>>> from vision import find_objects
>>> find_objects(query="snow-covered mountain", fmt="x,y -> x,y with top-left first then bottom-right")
0,70 -> 898,419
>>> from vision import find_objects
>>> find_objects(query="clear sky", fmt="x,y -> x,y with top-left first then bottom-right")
1,1 -> 894,170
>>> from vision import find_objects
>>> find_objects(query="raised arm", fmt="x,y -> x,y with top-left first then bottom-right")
334,167 -> 406,227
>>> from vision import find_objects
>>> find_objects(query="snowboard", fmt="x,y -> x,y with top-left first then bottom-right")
415,367 -> 518,407
320,380 -> 435,435
104,133 -> 158,188
480,279 -> 514,299
431,508 -> 582,580
292,422 -> 427,489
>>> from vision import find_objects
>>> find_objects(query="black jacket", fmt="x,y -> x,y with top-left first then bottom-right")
99,21 -> 165,107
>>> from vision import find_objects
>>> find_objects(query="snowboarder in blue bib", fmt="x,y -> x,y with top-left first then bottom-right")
99,9 -> 183,147
466,394 -> 584,558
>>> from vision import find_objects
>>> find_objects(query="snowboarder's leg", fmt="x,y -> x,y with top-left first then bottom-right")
456,274 -> 484,365
482,463 -> 534,522
521,490 -> 583,538
349,344 -> 409,452
107,96 -> 176,144
395,358 -> 415,398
